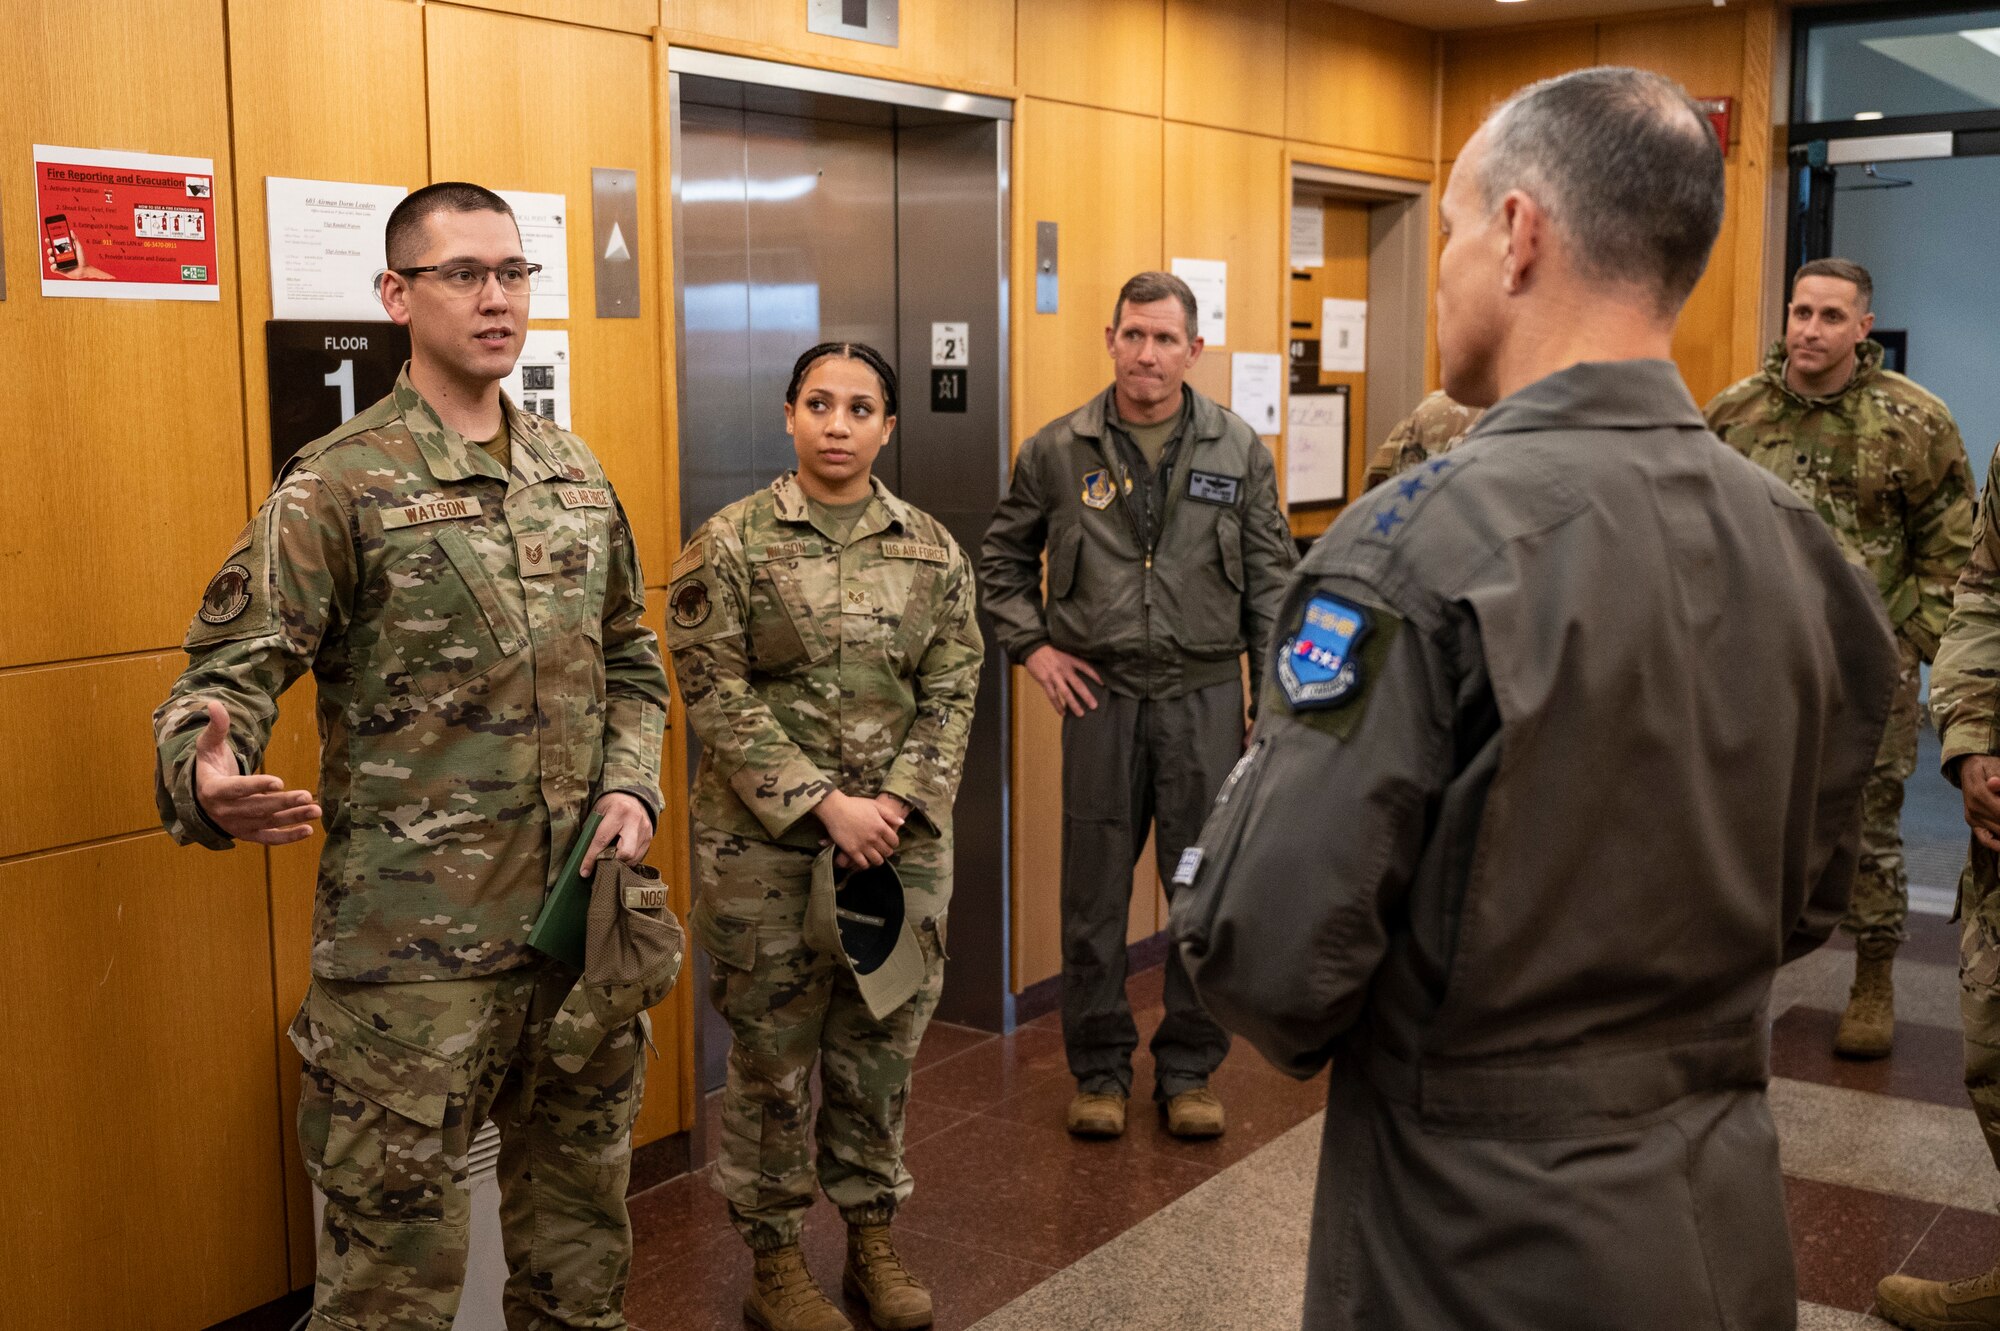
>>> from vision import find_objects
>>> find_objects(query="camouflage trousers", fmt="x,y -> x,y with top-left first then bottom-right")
1849,637 -> 1923,949
291,965 -> 645,1331
691,820 -> 949,1251
1965,846 -> 2000,1171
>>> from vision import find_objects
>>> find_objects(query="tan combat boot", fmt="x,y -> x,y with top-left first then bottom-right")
1164,1087 -> 1226,1139
1876,1252 -> 2000,1329
844,1224 -> 934,1330
745,1244 -> 853,1331
1066,1089 -> 1127,1138
1834,942 -> 1897,1059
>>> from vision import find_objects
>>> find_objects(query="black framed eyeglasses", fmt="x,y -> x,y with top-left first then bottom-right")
387,261 -> 543,296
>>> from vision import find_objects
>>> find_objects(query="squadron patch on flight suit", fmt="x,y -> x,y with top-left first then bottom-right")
1277,593 -> 1371,709
671,578 -> 712,629
197,564 -> 254,625
1081,469 -> 1116,510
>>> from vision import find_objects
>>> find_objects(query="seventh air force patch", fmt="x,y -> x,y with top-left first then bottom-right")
1278,593 -> 1371,709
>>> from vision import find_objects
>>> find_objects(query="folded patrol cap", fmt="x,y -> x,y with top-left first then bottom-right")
805,847 -> 925,1022
547,856 -> 685,1074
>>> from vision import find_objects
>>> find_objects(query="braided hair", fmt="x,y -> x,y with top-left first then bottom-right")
785,341 -> 900,419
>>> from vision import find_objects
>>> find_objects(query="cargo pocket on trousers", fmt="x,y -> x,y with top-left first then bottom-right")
691,901 -> 759,1013
289,980 -> 459,1224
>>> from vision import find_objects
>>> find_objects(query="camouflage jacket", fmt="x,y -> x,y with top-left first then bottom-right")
1362,391 -> 1484,492
1706,340 -> 1973,659
666,472 -> 983,850
1932,447 -> 2000,774
153,370 -> 670,982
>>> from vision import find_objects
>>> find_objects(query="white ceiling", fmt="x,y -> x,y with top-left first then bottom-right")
1331,0 -> 1733,32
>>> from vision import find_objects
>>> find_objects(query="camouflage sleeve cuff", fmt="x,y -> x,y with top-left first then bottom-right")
880,770 -> 947,833
167,748 -> 236,851
599,781 -> 661,829
729,757 -> 836,838
1940,725 -> 1997,779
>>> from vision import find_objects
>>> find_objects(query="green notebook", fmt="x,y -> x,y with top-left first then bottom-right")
527,812 -> 603,970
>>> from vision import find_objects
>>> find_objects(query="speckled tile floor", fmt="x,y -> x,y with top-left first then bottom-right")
625,729 -> 1994,1330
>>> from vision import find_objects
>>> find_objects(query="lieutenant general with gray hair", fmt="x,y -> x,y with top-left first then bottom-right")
1173,68 -> 1898,1329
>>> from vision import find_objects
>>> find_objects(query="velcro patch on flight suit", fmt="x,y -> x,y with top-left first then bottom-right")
1187,470 -> 1241,505
1081,469 -> 1116,510
1268,591 -> 1402,741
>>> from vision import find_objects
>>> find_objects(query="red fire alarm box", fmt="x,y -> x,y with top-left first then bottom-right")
1695,96 -> 1734,156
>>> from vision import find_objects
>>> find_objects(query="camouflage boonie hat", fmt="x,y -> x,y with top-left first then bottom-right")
804,847 -> 925,1021
548,857 -> 685,1074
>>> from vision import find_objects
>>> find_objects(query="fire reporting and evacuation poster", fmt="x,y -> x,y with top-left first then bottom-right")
35,144 -> 220,301
501,330 -> 572,430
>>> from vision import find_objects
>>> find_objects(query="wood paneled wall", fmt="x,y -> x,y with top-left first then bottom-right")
1007,2 -> 1439,992
1,0 -> 726,1319
1439,2 -> 1782,406
3,0 -> 1781,1320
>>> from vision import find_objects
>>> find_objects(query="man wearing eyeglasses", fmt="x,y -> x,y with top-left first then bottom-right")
151,181 -> 670,1331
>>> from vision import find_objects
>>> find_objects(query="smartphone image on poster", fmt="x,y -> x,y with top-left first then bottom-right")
44,214 -> 78,271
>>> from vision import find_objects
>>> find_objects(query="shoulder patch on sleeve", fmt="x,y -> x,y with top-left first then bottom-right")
671,542 -> 706,581
1266,590 -> 1404,741
1277,594 -> 1374,709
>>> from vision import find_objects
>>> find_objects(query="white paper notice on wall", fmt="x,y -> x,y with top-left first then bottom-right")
502,330 -> 572,429
498,190 -> 570,320
1170,257 -> 1227,346
1320,298 -> 1367,372
267,178 -> 407,320
1287,387 -> 1349,506
1230,353 -> 1283,436
1290,202 -> 1324,269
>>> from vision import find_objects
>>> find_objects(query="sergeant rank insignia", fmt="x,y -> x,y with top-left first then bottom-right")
1277,593 -> 1370,709
1081,469 -> 1116,510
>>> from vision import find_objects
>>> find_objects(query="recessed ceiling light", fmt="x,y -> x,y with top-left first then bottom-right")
1496,0 -> 1529,5
1854,111 -> 1885,120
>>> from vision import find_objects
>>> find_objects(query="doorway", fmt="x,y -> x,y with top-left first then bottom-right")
669,51 -> 1014,1101
1284,162 -> 1429,540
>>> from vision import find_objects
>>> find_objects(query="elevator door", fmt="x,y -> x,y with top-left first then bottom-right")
679,104 -> 900,523
674,74 -> 1012,1095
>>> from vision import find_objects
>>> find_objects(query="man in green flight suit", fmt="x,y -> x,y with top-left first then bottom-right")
981,270 -> 1297,1142
1706,257 -> 1973,1059
152,182 -> 671,1331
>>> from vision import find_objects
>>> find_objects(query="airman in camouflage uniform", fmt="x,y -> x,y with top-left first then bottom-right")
1361,390 -> 1484,492
154,366 -> 669,1329
1880,451 -> 2000,1326
669,460 -> 981,1331
1707,288 -> 1973,1057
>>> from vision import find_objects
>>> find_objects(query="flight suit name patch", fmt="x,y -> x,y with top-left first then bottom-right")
1278,594 -> 1371,709
1187,470 -> 1240,505
1081,469 -> 1116,510
557,485 -> 611,509
882,540 -> 949,564
380,496 -> 478,530
756,540 -> 816,562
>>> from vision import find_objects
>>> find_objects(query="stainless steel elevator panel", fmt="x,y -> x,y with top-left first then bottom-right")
677,104 -> 898,531
894,120 -> 1009,1028
674,68 -> 1013,1099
